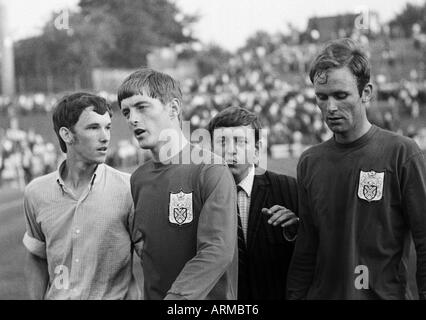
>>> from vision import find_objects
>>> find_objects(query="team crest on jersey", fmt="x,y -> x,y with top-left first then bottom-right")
169,190 -> 193,225
357,170 -> 384,202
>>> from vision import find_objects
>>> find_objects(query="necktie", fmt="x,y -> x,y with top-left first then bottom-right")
236,186 -> 247,248
237,186 -> 250,299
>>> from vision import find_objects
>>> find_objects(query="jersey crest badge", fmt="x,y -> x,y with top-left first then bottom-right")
169,190 -> 193,225
357,170 -> 384,202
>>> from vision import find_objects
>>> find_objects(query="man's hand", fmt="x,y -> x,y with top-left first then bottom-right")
262,205 -> 298,227
262,205 -> 299,241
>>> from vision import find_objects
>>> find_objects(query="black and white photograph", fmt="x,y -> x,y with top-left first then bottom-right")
0,0 -> 425,309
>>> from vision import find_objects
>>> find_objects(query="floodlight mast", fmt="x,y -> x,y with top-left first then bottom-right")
0,0 -> 16,100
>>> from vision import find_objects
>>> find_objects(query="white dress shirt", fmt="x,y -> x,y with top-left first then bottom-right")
237,165 -> 255,241
237,165 -> 297,242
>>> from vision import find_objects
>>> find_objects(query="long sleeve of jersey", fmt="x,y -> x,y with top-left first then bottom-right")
165,164 -> 238,300
401,151 -> 426,299
286,156 -> 318,299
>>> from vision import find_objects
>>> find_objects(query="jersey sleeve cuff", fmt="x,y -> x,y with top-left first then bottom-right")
23,232 -> 46,259
283,228 -> 298,242
282,217 -> 300,242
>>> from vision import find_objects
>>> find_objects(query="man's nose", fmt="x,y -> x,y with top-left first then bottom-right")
128,110 -> 140,126
326,98 -> 338,113
224,140 -> 237,155
100,127 -> 110,142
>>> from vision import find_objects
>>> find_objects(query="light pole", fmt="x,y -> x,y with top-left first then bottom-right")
0,0 -> 16,100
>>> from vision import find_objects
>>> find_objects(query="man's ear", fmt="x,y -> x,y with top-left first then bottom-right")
361,83 -> 373,103
59,127 -> 74,145
168,98 -> 182,121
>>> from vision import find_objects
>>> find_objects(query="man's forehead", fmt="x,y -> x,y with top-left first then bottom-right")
314,67 -> 357,91
77,106 -> 110,123
121,92 -> 155,107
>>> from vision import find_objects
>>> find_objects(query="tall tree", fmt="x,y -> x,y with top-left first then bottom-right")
79,0 -> 196,67
389,2 -> 426,37
14,0 -> 196,92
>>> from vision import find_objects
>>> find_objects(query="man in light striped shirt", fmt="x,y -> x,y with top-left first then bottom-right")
23,92 -> 141,299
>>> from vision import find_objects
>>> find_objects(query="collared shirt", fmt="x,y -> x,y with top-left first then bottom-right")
237,165 -> 255,241
237,165 -> 296,242
23,161 -> 140,300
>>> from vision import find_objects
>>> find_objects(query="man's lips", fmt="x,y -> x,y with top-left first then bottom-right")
327,116 -> 344,121
97,146 -> 108,152
134,128 -> 146,137
226,160 -> 238,166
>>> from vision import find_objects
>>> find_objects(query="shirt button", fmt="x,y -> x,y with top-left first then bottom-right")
75,229 -> 80,234
75,258 -> 79,263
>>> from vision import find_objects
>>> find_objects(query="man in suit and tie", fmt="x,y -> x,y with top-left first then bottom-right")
207,106 -> 299,300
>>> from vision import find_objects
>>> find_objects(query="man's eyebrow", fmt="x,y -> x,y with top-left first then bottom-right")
85,122 -> 100,127
334,90 -> 350,94
134,101 -> 149,106
316,89 -> 349,95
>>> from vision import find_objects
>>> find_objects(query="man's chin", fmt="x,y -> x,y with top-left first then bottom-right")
327,124 -> 346,134
228,165 -> 245,178
137,140 -> 152,150
90,157 -> 106,165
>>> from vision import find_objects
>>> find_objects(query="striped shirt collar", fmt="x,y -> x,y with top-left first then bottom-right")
237,165 -> 255,197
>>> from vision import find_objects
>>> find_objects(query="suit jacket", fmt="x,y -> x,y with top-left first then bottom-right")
238,169 -> 298,300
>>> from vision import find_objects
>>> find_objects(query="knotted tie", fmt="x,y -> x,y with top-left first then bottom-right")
237,185 -> 250,299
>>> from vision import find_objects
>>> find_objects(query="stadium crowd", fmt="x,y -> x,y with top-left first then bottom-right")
1,39 -> 426,187
182,39 -> 426,152
0,119 -> 60,188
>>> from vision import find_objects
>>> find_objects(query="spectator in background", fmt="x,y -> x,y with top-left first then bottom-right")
414,128 -> 426,150
0,139 -> 4,187
20,140 -> 33,185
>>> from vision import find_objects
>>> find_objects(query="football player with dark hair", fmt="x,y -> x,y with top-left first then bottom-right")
118,68 -> 238,300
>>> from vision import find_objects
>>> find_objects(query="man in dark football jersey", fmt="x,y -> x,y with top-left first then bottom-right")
118,68 -> 238,300
287,38 -> 426,300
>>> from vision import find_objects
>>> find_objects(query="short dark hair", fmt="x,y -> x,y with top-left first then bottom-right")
52,92 -> 112,153
309,38 -> 370,96
117,68 -> 182,108
207,106 -> 262,146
